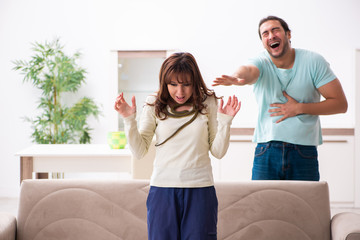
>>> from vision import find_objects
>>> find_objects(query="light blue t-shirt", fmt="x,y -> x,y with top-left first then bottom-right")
249,48 -> 336,146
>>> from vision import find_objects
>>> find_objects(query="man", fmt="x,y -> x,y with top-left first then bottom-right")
213,16 -> 347,181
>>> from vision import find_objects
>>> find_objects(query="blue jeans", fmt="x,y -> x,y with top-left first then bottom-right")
252,141 -> 320,181
146,186 -> 218,240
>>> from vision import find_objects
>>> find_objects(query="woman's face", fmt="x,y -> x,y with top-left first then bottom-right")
167,78 -> 193,105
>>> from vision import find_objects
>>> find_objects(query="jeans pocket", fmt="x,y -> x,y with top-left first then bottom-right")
296,145 -> 318,159
254,143 -> 270,157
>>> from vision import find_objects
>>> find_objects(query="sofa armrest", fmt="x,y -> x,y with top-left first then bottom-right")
0,213 -> 16,240
331,212 -> 360,240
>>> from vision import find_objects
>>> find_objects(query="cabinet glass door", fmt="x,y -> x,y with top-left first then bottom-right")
117,51 -> 169,130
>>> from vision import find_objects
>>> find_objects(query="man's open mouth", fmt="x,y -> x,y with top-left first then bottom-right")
270,42 -> 280,48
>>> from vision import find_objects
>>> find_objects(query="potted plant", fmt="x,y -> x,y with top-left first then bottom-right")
13,38 -> 101,144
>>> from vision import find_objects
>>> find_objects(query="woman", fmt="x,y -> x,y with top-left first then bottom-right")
114,52 -> 240,240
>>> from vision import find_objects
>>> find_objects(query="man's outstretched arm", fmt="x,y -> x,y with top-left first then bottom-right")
212,65 -> 260,86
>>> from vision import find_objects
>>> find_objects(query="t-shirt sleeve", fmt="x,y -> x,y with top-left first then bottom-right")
311,52 -> 337,88
248,54 -> 266,87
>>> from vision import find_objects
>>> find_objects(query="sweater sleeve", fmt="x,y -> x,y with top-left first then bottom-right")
123,96 -> 156,159
207,96 -> 234,159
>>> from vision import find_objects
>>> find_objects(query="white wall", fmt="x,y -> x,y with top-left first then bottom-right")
1,0 -> 359,197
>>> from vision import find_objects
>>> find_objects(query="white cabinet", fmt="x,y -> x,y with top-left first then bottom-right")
212,132 -> 356,207
217,140 -> 255,181
318,135 -> 355,206
211,135 -> 255,181
116,50 -> 174,130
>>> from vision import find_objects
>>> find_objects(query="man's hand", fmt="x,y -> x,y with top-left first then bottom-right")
213,66 -> 259,87
269,91 -> 301,123
212,75 -> 245,86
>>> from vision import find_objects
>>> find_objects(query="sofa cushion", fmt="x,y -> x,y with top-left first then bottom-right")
215,180 -> 331,240
0,212 -> 16,240
17,179 -> 149,240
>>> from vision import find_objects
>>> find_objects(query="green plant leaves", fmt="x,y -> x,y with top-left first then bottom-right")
13,38 -> 101,144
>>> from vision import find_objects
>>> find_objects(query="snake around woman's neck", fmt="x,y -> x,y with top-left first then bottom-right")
155,103 -> 199,147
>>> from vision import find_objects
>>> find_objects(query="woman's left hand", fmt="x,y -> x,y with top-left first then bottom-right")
218,95 -> 241,117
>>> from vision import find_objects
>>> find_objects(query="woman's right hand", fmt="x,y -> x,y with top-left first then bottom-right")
114,93 -> 136,118
218,95 -> 241,117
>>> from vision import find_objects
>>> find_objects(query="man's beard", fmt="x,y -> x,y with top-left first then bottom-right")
268,40 -> 290,59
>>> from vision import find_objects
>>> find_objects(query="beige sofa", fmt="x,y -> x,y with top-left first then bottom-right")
1,180 -> 360,240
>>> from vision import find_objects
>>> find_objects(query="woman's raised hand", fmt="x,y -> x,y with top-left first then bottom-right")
218,95 -> 241,117
114,93 -> 136,118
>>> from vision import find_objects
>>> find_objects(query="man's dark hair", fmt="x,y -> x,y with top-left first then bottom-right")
258,16 -> 291,39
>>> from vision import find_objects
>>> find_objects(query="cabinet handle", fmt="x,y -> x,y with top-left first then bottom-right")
323,140 -> 348,143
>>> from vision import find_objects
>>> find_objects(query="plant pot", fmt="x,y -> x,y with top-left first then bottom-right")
107,131 -> 127,149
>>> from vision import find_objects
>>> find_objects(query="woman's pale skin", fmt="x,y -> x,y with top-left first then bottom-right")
115,79 -> 241,118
